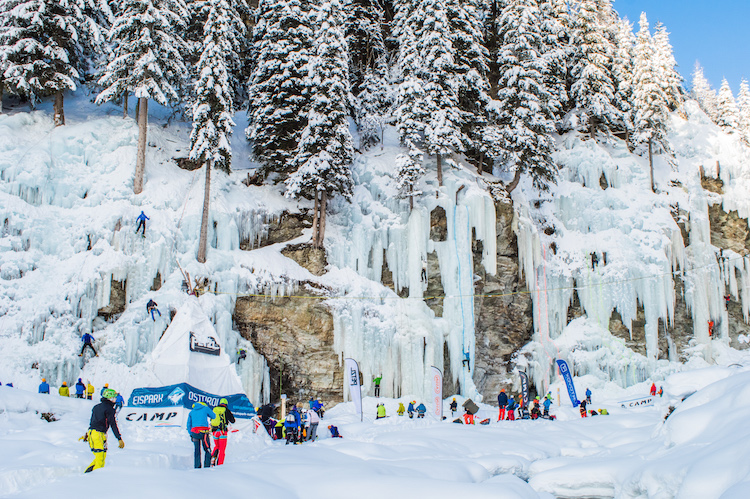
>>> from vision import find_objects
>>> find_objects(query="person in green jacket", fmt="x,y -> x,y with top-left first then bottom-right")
210,398 -> 235,466
373,375 -> 382,397
397,402 -> 405,416
58,382 -> 69,397
376,403 -> 386,419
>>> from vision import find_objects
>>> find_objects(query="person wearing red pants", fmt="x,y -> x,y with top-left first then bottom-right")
210,398 -> 235,466
497,389 -> 507,421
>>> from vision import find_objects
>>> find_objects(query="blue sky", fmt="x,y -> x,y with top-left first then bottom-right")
614,0 -> 750,94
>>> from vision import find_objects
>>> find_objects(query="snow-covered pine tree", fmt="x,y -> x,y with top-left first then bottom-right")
393,0 -> 427,204
652,22 -> 683,112
737,79 -> 750,145
345,0 -> 388,97
568,0 -> 620,139
691,62 -> 718,121
447,0 -> 491,168
186,0 -> 249,109
611,18 -> 635,138
96,0 -> 189,194
0,0 -> 104,125
415,0 -> 464,186
493,0 -> 557,191
190,0 -> 237,263
246,0 -> 313,181
538,0 -> 573,122
631,12 -> 672,192
715,78 -> 739,131
285,0 -> 353,249
355,64 -> 393,150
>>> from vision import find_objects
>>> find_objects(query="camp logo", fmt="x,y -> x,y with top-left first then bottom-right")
168,386 -> 186,406
189,331 -> 221,356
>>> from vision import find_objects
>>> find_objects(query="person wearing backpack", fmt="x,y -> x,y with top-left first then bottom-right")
416,403 -> 426,418
187,402 -> 216,469
75,378 -> 86,398
497,389 -> 508,421
210,398 -> 236,465
506,396 -> 516,421
306,406 -> 320,441
542,396 -> 552,417
284,406 -> 301,445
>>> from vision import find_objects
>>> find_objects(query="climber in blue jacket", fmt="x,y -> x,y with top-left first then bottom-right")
135,211 -> 149,237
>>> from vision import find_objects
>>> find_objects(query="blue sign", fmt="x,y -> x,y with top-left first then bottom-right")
128,383 -> 255,418
556,360 -> 579,407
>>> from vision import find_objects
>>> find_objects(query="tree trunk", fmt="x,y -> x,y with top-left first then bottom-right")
311,191 -> 320,248
589,115 -> 596,141
436,154 -> 443,187
506,167 -> 523,194
134,97 -> 148,194
53,92 -> 65,126
197,159 -> 211,263
0,86 -> 3,114
648,139 -> 655,193
317,190 -> 328,248
123,91 -> 128,118
409,185 -> 414,211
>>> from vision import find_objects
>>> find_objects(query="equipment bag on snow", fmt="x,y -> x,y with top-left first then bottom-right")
462,399 -> 479,415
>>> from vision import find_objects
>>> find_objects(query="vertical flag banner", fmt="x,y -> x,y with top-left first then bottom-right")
519,372 -> 529,408
430,366 -> 443,419
556,359 -> 579,407
345,358 -> 363,421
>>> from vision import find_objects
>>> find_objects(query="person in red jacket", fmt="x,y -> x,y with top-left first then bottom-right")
650,383 -> 657,396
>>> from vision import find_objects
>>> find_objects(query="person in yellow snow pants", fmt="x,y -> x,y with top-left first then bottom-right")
86,429 -> 108,472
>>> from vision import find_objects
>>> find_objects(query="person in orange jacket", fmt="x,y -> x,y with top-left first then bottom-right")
462,409 -> 475,425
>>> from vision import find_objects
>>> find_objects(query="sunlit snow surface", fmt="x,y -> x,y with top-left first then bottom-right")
3,363 -> 750,498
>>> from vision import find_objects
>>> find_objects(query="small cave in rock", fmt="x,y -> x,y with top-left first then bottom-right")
97,278 -> 127,320
430,206 -> 447,242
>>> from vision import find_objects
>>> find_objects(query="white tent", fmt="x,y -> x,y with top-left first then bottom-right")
149,298 -> 244,395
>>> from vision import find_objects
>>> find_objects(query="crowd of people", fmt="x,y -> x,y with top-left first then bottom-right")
254,398 -> 334,446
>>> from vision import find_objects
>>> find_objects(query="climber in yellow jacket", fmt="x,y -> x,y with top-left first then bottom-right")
58,382 -> 69,397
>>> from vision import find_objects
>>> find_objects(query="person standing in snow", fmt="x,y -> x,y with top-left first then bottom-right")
100,383 -> 109,396
79,333 -> 97,357
649,383 -> 657,396
373,375 -> 382,397
306,405 -> 320,441
84,388 -> 124,473
407,400 -> 415,418
497,389 -> 508,421
449,398 -> 458,417
462,409 -> 475,425
579,398 -> 588,418
542,396 -> 552,417
59,382 -> 69,397
585,388 -> 592,404
658,386 -> 663,397
86,381 -> 95,400
187,402 -> 216,468
397,402 -> 406,416
284,405 -> 301,445
376,403 -> 387,419
135,211 -> 149,237
115,393 -> 124,413
38,378 -> 49,394
210,398 -> 235,465
416,403 -> 427,418
75,378 -> 86,398
146,299 -> 161,321
506,396 -> 516,421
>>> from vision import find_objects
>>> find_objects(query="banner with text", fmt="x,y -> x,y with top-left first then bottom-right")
618,395 -> 655,409
519,372 -> 529,408
127,382 -> 255,418
344,358 -> 363,421
556,360 -> 579,407
430,366 -> 443,419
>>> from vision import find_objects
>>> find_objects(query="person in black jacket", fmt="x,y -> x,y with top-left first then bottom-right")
84,388 -> 124,472
258,403 -> 276,437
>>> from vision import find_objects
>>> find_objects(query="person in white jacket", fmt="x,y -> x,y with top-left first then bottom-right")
306,407 -> 320,441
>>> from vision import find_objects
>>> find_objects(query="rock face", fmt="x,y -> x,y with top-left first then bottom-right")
281,243 -> 327,276
98,278 -> 127,319
472,201 -> 533,399
234,295 -> 342,405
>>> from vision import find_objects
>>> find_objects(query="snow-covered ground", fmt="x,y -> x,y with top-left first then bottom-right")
3,361 -> 750,498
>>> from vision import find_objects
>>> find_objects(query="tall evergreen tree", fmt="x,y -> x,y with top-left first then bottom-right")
355,64 -> 393,150
246,0 -> 313,180
493,0 -> 557,191
611,18 -> 635,137
715,78 -> 739,131
190,0 -> 238,263
0,0 -> 105,124
345,0 -> 387,96
737,79 -> 750,145
630,12 -> 672,192
652,22 -> 683,111
285,0 -> 353,249
538,0 -> 571,123
415,0 -> 464,186
691,62 -> 718,121
568,0 -> 620,138
96,0 -> 189,194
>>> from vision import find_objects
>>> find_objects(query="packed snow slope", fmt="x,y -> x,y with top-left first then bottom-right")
2,361 -> 750,498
